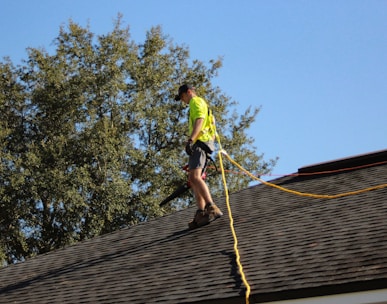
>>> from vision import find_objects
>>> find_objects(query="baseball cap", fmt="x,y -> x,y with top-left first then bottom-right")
174,84 -> 194,101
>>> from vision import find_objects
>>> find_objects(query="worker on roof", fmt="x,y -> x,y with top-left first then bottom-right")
175,84 -> 223,229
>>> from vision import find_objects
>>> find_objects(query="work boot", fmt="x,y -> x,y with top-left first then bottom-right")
205,202 -> 223,221
188,209 -> 210,230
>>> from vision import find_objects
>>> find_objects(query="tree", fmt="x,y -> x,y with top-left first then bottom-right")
0,59 -> 31,263
0,16 -> 277,265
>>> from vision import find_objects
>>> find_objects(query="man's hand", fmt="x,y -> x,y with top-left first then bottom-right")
185,139 -> 194,156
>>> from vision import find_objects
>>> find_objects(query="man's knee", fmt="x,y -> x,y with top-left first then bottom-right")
189,169 -> 203,184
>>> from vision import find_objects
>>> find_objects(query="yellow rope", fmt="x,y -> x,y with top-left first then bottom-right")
218,150 -> 251,304
222,151 -> 387,199
215,129 -> 251,304
215,137 -> 385,304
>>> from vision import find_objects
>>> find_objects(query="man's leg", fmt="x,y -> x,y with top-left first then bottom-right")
189,153 -> 223,220
187,144 -> 222,229
189,168 -> 213,210
187,168 -> 213,229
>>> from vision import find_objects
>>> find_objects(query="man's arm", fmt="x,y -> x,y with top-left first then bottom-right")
189,118 -> 204,141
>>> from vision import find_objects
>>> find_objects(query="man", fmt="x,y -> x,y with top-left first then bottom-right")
175,84 -> 223,229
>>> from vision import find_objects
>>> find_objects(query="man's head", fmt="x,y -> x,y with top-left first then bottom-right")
175,84 -> 195,102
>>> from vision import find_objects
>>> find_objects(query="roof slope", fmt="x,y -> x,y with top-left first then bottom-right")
1,150 -> 387,303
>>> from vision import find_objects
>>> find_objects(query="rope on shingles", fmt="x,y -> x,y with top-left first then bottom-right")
218,150 -> 251,304
215,127 -> 251,304
216,142 -> 386,304
221,151 -> 387,199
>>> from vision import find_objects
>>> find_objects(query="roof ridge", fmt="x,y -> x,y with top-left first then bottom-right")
298,149 -> 387,174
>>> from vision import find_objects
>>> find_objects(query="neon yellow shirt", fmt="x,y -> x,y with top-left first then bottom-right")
189,96 -> 213,143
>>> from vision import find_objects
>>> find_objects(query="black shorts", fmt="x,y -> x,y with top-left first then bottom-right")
188,141 -> 214,170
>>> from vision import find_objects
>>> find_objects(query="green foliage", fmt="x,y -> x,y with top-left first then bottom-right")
0,16 -> 277,265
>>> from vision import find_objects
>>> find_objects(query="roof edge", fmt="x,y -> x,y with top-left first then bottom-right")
251,278 -> 387,303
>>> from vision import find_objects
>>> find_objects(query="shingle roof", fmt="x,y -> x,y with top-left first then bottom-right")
1,150 -> 387,303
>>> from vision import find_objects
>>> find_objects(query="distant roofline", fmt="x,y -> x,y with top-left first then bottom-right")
298,149 -> 387,174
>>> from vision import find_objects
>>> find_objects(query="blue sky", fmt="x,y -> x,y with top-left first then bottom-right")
1,0 -> 386,179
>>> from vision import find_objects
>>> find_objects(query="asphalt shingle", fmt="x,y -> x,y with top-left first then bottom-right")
1,150 -> 386,303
